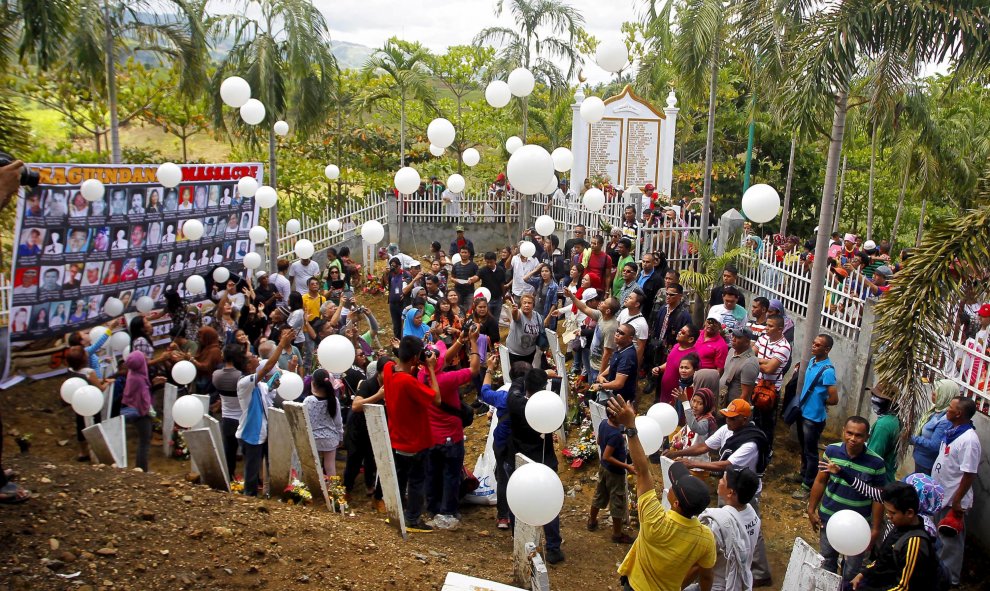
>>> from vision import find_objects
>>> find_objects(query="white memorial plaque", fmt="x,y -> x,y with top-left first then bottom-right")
587,118 -> 623,185
364,403 -> 408,539
82,415 -> 127,468
624,119 -> 661,189
267,408 -> 293,496
282,401 -> 334,511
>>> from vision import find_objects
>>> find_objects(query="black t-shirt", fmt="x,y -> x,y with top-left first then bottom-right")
345,374 -> 381,441
452,261 -> 479,297
606,344 -> 638,400
477,265 -> 507,300
469,314 -> 500,345
507,385 -> 557,470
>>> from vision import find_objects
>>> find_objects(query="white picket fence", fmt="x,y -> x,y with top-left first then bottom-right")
275,196 -> 388,260
919,321 -> 990,414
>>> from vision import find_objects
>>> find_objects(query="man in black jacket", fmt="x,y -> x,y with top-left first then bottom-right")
647,283 -> 692,375
709,265 -> 746,308
637,252 -> 666,317
506,367 -> 565,564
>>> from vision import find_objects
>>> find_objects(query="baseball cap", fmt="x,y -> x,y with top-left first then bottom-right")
455,225 -> 465,232
721,398 -> 753,418
730,326 -> 755,340
978,303 -> 990,318
874,265 -> 893,278
704,316 -> 721,325
409,260 -> 421,268
725,467 -> 760,505
581,288 -> 600,302
863,239 -> 877,252
275,304 -> 291,317
255,270 -> 267,278
668,462 -> 711,518
644,183 -> 655,191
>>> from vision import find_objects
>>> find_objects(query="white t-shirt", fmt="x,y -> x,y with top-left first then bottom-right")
234,373 -> 274,443
510,255 -> 538,296
933,428 -> 981,510
706,424 -> 763,494
735,503 -> 761,556
289,260 -> 321,293
287,309 -> 306,344
271,273 -> 291,302
616,309 -> 648,341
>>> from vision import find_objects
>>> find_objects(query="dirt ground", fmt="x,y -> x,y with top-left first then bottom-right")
1,277 -> 984,591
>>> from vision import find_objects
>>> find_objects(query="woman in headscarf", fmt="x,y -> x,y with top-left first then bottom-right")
402,306 -> 430,341
910,379 -> 957,475
121,351 -> 154,472
188,326 -> 222,395
674,386 -> 718,460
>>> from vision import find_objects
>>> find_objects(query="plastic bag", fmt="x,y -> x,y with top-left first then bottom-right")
462,413 -> 499,506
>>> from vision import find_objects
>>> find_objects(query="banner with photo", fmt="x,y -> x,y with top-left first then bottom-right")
7,162 -> 263,378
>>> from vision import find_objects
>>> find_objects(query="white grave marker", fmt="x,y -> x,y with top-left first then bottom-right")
82,415 -> 127,468
781,537 -> 841,591
364,403 -> 407,539
267,408 -> 293,495
162,383 -> 178,457
282,401 -> 334,511
184,427 -> 231,492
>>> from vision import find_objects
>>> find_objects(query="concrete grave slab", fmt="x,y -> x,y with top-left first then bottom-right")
781,536 -> 840,591
184,427 -> 231,492
281,401 -> 333,512
267,408 -> 293,496
363,403 -> 407,539
512,453 -> 543,590
82,415 -> 127,468
162,384 -> 178,457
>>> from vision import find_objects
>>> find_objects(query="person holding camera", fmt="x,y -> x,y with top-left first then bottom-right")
382,336 -> 442,532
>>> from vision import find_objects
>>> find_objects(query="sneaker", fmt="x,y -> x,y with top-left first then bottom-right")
434,514 -> 460,530
785,472 -> 804,484
406,520 -> 434,533
791,486 -> 810,500
545,547 -> 565,565
497,518 -> 510,530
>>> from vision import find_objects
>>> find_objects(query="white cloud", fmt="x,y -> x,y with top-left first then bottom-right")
310,0 -> 641,84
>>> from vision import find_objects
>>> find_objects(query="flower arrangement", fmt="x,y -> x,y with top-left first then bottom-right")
325,475 -> 348,512
561,419 -> 597,469
170,429 -> 189,460
283,479 -> 313,505
230,478 -> 244,494
362,272 -> 384,295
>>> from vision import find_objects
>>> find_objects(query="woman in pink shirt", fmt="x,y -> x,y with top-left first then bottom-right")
695,317 -> 729,373
653,324 -> 699,403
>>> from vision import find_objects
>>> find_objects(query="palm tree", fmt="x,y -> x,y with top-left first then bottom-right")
361,38 -> 435,168
212,0 -> 337,270
681,234 -> 748,326
782,0 -> 990,392
474,0 -> 584,141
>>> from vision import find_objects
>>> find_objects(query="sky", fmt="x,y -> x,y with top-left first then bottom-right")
309,0 -> 644,85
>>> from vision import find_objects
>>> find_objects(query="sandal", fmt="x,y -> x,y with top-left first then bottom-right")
586,519 -> 598,532
0,482 -> 31,504
611,533 -> 636,544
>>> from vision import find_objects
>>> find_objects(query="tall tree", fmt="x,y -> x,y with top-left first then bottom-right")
474,0 -> 585,140
428,45 -> 495,173
361,38 -> 435,168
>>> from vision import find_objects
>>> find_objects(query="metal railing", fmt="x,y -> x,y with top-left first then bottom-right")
918,329 -> 990,414
391,191 -> 523,224
735,246 -> 866,340
275,196 -> 388,259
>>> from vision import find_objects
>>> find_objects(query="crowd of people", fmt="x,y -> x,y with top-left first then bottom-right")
0,158 -> 984,591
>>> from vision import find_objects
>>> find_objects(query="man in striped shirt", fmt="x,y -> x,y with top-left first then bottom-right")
808,416 -> 886,582
753,316 -> 791,447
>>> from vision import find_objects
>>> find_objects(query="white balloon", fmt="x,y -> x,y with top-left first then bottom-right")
826,510 -> 872,556
485,80 -> 512,108
427,118 -> 456,148
636,416 -> 664,455
525,390 -> 566,434
462,148 -> 480,167
429,144 -> 444,157
243,252 -> 262,270
157,162 -> 182,188
110,330 -> 131,352
505,136 -> 523,154
596,38 -> 629,73
507,67 -> 535,97
507,144 -> 554,195
327,219 -> 341,232
237,176 -> 259,198
212,267 -> 230,283
80,179 -> 105,202
135,296 -> 155,314
220,76 -> 251,108
583,188 -> 606,212
185,275 -> 206,295
172,395 -> 205,429
741,183 -> 781,224
394,167 -> 421,194
362,220 -> 385,245
474,287 -> 491,302
519,240 -> 536,258
450,253 -> 462,265
255,185 -> 277,209
295,239 -> 315,259
647,403 -> 679,436
248,226 -> 267,244
286,218 -> 301,234
239,98 -> 266,125
89,326 -> 108,347
447,174 -> 465,193
317,334 -> 356,373
542,174 -> 559,195
183,219 -> 204,241
277,371 -> 304,401
580,96 -> 606,124
71,385 -> 104,417
61,377 -> 88,404
506,462 -> 564,526
103,297 -> 124,317
551,147 -> 573,172
171,360 -> 197,385
273,120 -> 289,136
324,164 -> 340,180
534,215 -> 556,237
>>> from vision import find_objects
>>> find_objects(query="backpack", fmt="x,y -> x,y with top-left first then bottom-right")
892,530 -> 951,591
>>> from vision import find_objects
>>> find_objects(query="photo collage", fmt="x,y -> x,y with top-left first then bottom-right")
12,177 -> 258,339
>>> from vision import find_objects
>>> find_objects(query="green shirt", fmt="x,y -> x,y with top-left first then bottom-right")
869,414 -> 901,482
612,254 -> 635,297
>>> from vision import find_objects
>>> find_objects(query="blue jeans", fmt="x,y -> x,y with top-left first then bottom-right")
427,440 -> 465,516
394,449 -> 429,523
796,416 -> 826,488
